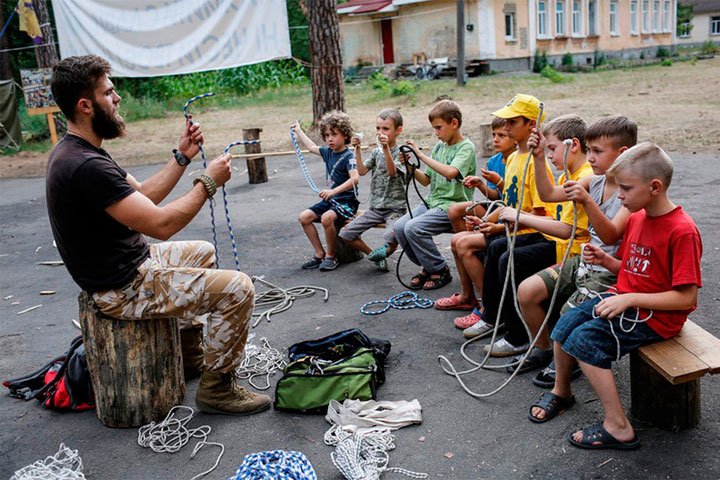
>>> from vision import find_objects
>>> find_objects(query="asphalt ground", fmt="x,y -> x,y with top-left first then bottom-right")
1,151 -> 718,480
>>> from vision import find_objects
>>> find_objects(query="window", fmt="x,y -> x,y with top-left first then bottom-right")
712,16 -> 720,35
556,1 -> 565,35
678,21 -> 690,37
642,0 -> 649,32
538,1 -> 548,37
631,0 -> 638,34
588,0 -> 598,36
610,2 -> 618,35
505,12 -> 516,39
663,1 -> 670,31
652,1 -> 659,31
572,0 -> 582,35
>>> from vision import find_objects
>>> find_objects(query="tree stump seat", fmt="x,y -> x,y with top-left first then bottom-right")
78,292 -> 185,428
630,320 -> 720,430
335,210 -> 387,264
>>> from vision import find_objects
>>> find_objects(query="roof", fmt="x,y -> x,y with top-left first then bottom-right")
337,0 -> 431,15
679,0 -> 720,14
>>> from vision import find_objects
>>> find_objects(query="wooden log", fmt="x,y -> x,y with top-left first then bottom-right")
243,128 -> 268,184
478,122 -> 493,158
630,351 -> 701,430
334,228 -> 364,264
78,292 -> 185,428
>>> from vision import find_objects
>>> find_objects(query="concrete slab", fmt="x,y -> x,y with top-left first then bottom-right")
1,152 -> 718,479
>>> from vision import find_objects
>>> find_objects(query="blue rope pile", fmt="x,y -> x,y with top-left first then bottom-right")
361,291 -> 434,316
228,450 -> 317,480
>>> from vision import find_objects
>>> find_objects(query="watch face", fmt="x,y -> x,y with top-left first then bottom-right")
174,150 -> 191,166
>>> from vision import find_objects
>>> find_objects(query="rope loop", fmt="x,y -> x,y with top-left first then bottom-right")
361,291 -> 433,316
229,450 -> 317,480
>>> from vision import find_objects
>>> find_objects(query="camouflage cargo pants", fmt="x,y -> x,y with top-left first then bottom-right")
92,241 -> 254,373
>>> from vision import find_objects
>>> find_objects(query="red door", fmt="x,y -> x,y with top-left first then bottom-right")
381,19 -> 394,64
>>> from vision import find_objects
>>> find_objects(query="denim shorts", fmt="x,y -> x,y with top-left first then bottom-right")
308,199 -> 359,227
550,294 -> 662,369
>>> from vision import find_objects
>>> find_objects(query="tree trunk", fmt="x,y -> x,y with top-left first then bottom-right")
32,0 -> 59,68
306,0 -> 345,127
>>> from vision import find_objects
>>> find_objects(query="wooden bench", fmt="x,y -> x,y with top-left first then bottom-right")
630,319 -> 720,430
78,292 -> 185,428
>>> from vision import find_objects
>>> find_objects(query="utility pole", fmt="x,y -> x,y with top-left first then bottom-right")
456,0 -> 466,86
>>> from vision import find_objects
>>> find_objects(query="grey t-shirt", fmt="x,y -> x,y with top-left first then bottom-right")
588,174 -> 623,271
364,146 -> 407,211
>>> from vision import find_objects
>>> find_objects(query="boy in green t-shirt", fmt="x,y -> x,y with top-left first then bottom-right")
387,100 -> 476,290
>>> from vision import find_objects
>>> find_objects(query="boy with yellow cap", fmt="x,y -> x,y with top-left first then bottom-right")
462,94 -> 556,354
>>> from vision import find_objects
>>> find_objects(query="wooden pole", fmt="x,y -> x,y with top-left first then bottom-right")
47,112 -> 58,146
456,0 -> 466,86
242,128 -> 267,184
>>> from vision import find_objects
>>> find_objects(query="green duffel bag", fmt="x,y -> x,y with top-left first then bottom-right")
274,347 -> 379,412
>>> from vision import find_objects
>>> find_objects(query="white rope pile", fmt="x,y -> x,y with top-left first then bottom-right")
235,333 -> 287,390
251,276 -> 329,328
325,429 -> 428,480
11,444 -> 85,480
137,405 -> 224,480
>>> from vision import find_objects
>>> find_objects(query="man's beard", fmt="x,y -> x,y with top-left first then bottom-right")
91,101 -> 126,140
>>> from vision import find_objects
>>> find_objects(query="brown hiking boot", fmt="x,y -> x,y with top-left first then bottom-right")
180,326 -> 204,380
195,370 -> 271,416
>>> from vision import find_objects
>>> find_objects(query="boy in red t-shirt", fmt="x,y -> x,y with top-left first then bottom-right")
528,142 -> 703,450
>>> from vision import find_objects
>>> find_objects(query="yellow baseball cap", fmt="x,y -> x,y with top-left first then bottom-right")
492,94 -> 546,123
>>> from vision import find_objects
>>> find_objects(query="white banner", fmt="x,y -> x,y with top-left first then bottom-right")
51,0 -> 291,77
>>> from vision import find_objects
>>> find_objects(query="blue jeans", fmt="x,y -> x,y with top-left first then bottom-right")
392,205 -> 452,273
551,295 -> 663,369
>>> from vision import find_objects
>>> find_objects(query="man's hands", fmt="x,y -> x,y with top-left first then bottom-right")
563,180 -> 591,204
178,116 -> 203,160
527,127 -> 546,159
205,153 -> 232,188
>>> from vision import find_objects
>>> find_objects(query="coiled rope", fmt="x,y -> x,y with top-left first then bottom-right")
228,450 -> 317,480
361,291 -> 433,315
290,125 -> 357,221
10,444 -> 85,480
325,429 -> 428,480
137,405 -> 224,480
251,276 -> 329,328
235,333 -> 287,390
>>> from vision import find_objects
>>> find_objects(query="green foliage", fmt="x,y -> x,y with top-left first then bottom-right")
391,80 -> 415,97
700,40 -> 719,55
640,51 -> 646,59
368,72 -> 390,91
677,3 -> 695,37
533,50 -> 549,73
541,65 -> 571,83
593,49 -> 607,67
661,59 -> 673,67
286,0 -> 310,62
561,52 -> 574,66
656,46 -> 671,58
690,57 -> 698,65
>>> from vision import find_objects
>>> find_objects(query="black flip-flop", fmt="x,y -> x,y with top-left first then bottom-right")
423,267 -> 452,290
532,361 -> 583,388
528,391 -> 575,423
567,423 -> 641,450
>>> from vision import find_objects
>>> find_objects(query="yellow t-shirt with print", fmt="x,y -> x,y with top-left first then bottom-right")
502,151 -> 554,236
552,161 -> 594,262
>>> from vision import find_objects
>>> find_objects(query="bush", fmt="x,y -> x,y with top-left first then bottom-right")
700,40 -> 719,55
661,59 -> 673,67
640,51 -> 645,59
656,46 -> 671,58
533,50 -> 549,73
541,65 -> 570,83
691,57 -> 698,66
391,80 -> 415,97
561,52 -> 574,66
593,49 -> 607,67
369,72 -> 390,91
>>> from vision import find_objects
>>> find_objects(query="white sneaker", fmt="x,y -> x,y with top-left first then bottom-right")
482,338 -> 528,357
463,320 -> 497,339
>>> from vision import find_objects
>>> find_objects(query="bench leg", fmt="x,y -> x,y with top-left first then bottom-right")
630,351 -> 701,430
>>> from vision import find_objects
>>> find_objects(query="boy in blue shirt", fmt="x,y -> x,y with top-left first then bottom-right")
293,111 -> 360,271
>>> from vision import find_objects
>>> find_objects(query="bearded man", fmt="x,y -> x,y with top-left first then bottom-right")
46,55 -> 269,416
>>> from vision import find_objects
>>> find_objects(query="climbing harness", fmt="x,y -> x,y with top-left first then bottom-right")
290,125 -> 357,221
360,291 -> 433,316
235,333 -> 287,390
251,276 -> 329,328
228,450 -> 317,480
137,405 -> 223,480
326,430 -> 428,480
10,443 -> 85,480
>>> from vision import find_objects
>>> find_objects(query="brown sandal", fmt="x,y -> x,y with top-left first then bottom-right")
409,270 -> 429,290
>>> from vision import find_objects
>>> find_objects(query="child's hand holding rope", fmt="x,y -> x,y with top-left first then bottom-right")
582,243 -> 606,266
594,293 -> 634,319
350,135 -> 361,149
527,126 -> 546,159
464,214 -> 482,231
462,175 -> 484,189
319,189 -> 336,200
480,169 -> 502,185
563,180 -> 591,204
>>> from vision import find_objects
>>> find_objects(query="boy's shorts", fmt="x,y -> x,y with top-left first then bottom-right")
308,199 -> 359,227
338,208 -> 405,243
551,294 -> 663,369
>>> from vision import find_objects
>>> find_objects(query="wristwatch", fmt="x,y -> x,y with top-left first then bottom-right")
173,149 -> 191,167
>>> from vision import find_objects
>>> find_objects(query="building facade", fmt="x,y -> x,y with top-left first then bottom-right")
337,0 -> 678,72
676,0 -> 720,47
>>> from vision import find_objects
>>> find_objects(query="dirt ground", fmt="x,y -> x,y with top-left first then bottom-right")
1,57 -> 719,179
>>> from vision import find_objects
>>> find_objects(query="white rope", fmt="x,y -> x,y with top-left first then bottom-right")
251,276 -> 329,328
326,428 -> 428,480
11,444 -> 85,480
235,333 -> 288,390
137,405 -> 224,480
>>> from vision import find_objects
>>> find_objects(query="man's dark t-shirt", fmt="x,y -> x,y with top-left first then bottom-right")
46,134 -> 149,292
